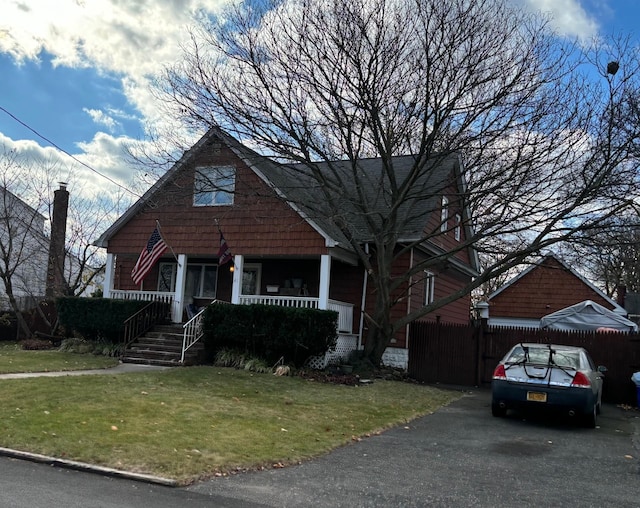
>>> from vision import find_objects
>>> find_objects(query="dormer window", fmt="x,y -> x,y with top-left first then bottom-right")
440,196 -> 449,232
194,166 -> 235,206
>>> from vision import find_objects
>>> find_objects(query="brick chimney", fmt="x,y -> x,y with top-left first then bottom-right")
616,285 -> 627,309
45,183 -> 69,298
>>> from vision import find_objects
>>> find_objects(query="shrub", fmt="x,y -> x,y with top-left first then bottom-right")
203,303 -> 337,367
20,338 -> 54,350
213,348 -> 272,373
59,337 -> 123,357
57,297 -> 149,341
0,312 -> 18,341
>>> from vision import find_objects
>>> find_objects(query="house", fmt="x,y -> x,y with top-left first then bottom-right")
94,128 -> 479,368
0,186 -> 48,310
485,254 -> 628,329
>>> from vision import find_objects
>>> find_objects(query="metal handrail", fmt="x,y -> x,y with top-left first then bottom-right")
181,300 -> 223,363
122,299 -> 170,351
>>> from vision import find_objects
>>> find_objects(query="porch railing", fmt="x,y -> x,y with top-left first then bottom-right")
327,299 -> 354,334
111,290 -> 174,304
238,295 -> 354,333
111,290 -> 176,321
122,299 -> 171,350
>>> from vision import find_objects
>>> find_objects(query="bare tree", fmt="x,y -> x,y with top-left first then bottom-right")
152,0 -> 640,365
56,190 -> 124,298
0,150 -> 49,337
0,148 -> 125,338
559,215 -> 640,297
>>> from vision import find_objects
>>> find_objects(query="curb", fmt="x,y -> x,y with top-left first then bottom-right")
0,447 -> 178,487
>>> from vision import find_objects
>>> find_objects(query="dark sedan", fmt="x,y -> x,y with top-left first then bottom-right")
491,343 -> 606,427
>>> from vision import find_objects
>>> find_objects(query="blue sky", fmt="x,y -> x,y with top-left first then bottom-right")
0,0 -> 638,199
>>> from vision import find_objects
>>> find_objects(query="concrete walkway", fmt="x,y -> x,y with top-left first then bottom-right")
0,362 -> 170,379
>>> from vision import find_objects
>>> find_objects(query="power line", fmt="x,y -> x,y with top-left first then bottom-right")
0,105 -> 142,198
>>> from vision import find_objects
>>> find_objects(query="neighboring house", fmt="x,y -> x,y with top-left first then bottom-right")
0,184 -> 91,312
0,186 -> 48,310
94,127 -> 479,368
486,254 -> 627,329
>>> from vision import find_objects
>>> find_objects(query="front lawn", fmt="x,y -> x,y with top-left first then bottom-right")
0,365 -> 460,484
0,342 -> 119,373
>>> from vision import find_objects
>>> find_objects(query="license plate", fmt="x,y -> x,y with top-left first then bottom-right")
527,391 -> 547,403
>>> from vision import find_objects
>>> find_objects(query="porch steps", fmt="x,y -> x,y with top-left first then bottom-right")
122,324 -> 205,367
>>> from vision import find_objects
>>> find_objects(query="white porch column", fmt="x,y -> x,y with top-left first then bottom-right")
103,253 -> 115,299
231,254 -> 244,304
318,254 -> 331,310
172,254 -> 188,322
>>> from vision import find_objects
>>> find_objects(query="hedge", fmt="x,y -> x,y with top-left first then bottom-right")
57,297 -> 149,341
202,303 -> 338,367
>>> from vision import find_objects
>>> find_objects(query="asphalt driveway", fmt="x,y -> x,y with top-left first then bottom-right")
190,388 -> 640,507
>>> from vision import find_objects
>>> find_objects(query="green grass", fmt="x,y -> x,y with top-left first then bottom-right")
0,342 -> 119,373
0,365 -> 461,484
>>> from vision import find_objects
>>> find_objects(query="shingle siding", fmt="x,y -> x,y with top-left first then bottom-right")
489,256 -> 615,319
107,144 -> 327,259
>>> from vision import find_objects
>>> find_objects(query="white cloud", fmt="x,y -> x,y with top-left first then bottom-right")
0,1 -> 227,74
0,130 -> 139,204
521,0 -> 600,40
83,108 -> 118,131
0,0 -> 229,136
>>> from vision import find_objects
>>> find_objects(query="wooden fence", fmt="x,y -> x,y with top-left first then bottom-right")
408,321 -> 640,404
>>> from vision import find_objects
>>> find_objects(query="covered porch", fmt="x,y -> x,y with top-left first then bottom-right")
104,252 -> 360,337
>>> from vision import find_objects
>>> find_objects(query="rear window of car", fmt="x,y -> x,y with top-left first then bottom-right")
507,346 -> 581,369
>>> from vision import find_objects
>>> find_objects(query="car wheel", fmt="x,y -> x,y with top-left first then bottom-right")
491,401 -> 506,417
583,404 -> 597,428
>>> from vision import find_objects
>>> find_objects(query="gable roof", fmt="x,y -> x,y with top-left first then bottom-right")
265,155 -> 456,243
488,254 -> 626,316
95,127 -> 478,272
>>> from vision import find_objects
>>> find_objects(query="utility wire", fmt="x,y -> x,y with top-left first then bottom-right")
0,105 -> 142,198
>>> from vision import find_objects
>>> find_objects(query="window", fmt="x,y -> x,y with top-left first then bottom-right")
424,271 -> 435,306
158,263 -> 176,292
440,196 -> 449,232
157,262 -> 217,298
242,264 -> 262,295
454,213 -> 462,241
185,265 -> 218,298
193,166 -> 235,206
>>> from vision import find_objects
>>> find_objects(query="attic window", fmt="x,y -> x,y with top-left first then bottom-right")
194,166 -> 235,206
440,196 -> 449,232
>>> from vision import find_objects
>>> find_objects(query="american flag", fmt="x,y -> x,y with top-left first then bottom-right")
217,232 -> 232,265
131,227 -> 168,286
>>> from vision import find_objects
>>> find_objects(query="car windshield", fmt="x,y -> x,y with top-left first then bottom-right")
507,346 -> 580,369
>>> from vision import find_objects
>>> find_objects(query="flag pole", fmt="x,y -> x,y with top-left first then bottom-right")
155,220 -> 180,265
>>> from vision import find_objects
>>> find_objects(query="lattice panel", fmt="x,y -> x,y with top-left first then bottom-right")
306,335 -> 358,369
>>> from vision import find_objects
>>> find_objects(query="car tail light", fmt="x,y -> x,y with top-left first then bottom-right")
571,371 -> 591,388
492,364 -> 507,380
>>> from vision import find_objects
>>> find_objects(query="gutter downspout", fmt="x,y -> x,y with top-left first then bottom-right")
406,247 -> 414,348
358,243 -> 369,350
